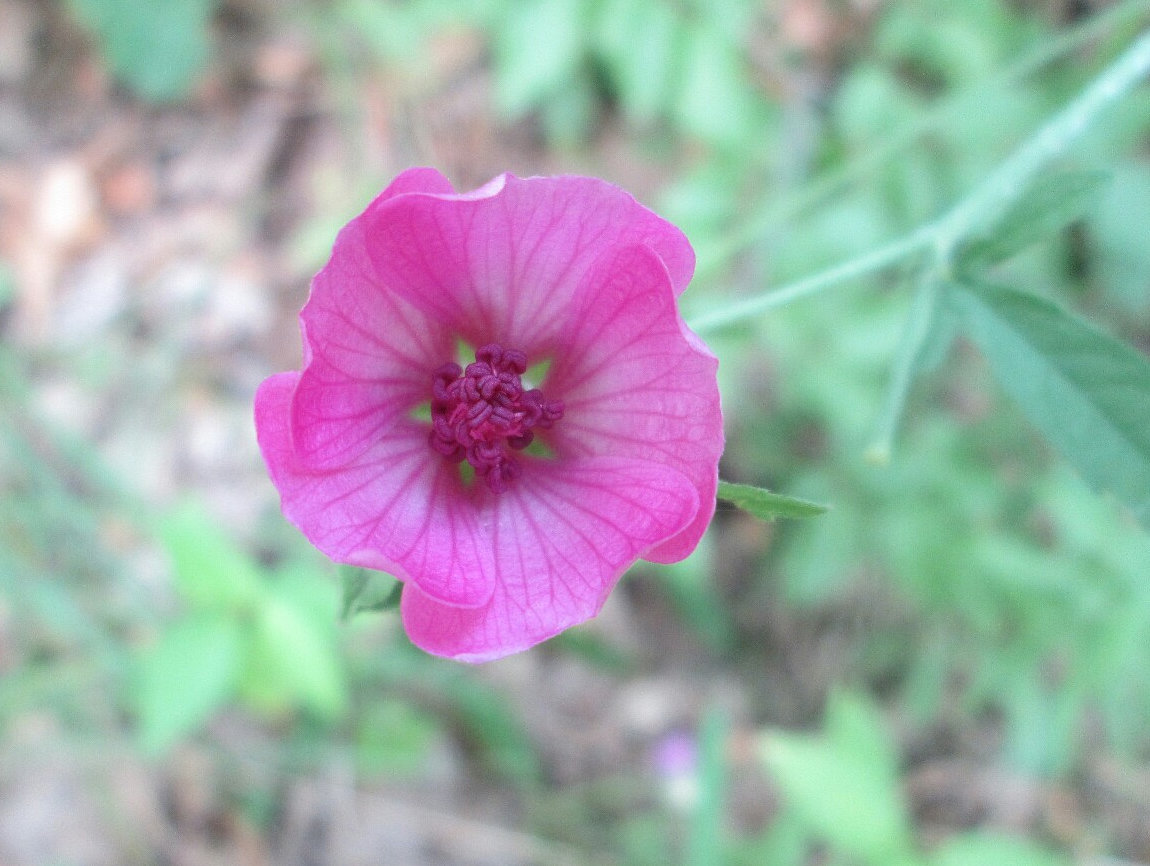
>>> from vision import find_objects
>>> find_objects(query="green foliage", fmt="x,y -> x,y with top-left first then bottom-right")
67,0 -> 217,101
136,504 -> 349,753
339,564 -> 402,619
494,0 -> 586,117
1087,160 -> 1150,310
958,169 -> 1111,269
760,695 -> 1073,866
930,833 -> 1068,866
716,481 -> 828,522
686,707 -> 727,866
760,693 -> 914,865
136,614 -> 242,755
949,281 -> 1150,528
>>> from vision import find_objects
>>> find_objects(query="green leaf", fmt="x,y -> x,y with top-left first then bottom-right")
674,25 -> 759,147
1088,161 -> 1150,310
949,281 -> 1150,528
493,0 -> 586,117
959,169 -> 1110,269
68,0 -> 215,101
160,502 -> 264,611
339,565 -> 402,621
930,833 -> 1068,866
244,595 -> 348,718
596,0 -> 681,124
759,723 -> 914,865
135,613 -> 241,755
717,481 -> 829,521
824,692 -> 901,783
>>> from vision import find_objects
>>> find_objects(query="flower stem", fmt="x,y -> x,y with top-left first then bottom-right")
689,25 -> 1150,334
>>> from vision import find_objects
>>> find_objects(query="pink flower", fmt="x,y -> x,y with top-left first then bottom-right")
255,169 -> 723,662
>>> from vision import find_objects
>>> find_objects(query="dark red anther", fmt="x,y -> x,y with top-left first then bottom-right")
428,343 -> 564,492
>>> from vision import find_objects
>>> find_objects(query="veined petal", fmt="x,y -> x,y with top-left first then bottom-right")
400,456 -> 699,662
290,168 -> 457,468
544,244 -> 723,563
356,174 -> 695,356
292,235 -> 452,469
256,372 -> 497,609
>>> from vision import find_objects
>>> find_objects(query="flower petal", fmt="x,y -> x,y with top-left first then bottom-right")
355,174 -> 695,355
289,168 -> 457,468
256,372 -> 498,609
291,240 -> 452,470
400,456 -> 699,662
544,243 -> 723,563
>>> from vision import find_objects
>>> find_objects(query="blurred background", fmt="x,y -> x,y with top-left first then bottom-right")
2,0 -> 1150,864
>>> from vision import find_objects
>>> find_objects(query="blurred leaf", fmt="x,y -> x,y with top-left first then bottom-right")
959,169 -> 1110,269
760,693 -> 914,865
717,481 -> 829,521
246,594 -> 348,718
68,0 -> 215,101
334,0 -> 424,62
339,564 -> 402,621
160,503 -> 264,611
136,613 -> 241,755
824,692 -> 901,781
674,25 -> 758,146
355,700 -> 441,777
540,75 -> 598,144
949,281 -> 1150,528
833,64 -> 920,145
930,832 -> 1068,866
729,807 -> 807,866
1088,161 -> 1150,310
596,0 -> 680,124
493,0 -> 586,116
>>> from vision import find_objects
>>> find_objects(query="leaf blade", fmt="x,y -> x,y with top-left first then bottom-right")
958,169 -> 1110,269
949,281 -> 1150,527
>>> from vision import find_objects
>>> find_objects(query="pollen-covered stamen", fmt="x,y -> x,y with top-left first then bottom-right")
429,343 -> 564,492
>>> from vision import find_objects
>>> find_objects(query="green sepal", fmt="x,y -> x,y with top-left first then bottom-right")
717,481 -> 829,521
339,565 -> 403,621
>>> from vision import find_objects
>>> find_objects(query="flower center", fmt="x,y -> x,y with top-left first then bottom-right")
429,343 -> 564,492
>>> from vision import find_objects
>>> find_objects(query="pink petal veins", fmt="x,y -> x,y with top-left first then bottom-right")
545,243 -> 722,563
254,171 -> 724,661
400,456 -> 699,662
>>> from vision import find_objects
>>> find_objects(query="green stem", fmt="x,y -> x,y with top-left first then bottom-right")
934,26 -> 1150,254
689,26 -> 1150,334
865,272 -> 944,465
689,228 -> 933,332
693,0 -> 1150,285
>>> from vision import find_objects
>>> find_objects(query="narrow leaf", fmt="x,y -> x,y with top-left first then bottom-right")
959,169 -> 1110,269
717,481 -> 828,521
949,281 -> 1150,527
